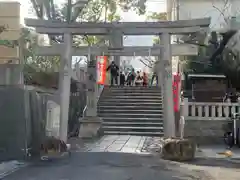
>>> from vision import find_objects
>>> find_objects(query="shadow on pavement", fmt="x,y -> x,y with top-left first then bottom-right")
3,152 -> 212,180
185,157 -> 240,169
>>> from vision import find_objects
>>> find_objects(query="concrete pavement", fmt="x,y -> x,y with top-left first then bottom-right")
3,135 -> 240,180
88,135 -> 146,153
3,152 -> 212,180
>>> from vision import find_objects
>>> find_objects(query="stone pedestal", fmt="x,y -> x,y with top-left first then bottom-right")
79,117 -> 103,138
159,138 -> 196,161
86,59 -> 98,117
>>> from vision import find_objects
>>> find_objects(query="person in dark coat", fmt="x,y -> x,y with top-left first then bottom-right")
106,61 -> 119,86
120,72 -> 125,86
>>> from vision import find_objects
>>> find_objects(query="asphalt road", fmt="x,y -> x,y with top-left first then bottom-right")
3,152 -> 211,180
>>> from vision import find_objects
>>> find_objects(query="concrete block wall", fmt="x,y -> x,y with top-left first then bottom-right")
184,120 -> 227,145
0,64 -> 21,85
0,87 -> 31,161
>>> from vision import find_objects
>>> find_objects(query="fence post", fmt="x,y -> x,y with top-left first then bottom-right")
182,98 -> 188,117
179,98 -> 188,139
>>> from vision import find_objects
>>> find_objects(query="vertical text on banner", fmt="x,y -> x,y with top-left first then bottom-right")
97,56 -> 107,85
173,74 -> 181,112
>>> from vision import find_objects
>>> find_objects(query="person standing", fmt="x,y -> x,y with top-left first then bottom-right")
143,72 -> 148,86
106,61 -> 119,86
151,72 -> 158,86
127,68 -> 136,86
151,61 -> 159,86
120,72 -> 125,86
135,71 -> 143,86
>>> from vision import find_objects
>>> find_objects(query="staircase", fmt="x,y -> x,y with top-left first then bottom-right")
97,86 -> 164,136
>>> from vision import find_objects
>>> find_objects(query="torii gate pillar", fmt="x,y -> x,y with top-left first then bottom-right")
59,33 -> 72,142
160,33 -> 175,138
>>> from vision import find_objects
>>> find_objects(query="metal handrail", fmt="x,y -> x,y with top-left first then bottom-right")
82,104 -> 87,118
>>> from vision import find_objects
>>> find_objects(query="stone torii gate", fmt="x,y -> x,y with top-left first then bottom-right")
25,18 -> 210,142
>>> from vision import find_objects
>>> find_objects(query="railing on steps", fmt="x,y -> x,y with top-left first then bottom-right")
182,98 -> 240,120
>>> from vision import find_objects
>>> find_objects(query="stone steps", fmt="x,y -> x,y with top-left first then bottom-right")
103,122 -> 163,127
100,96 -> 162,99
104,93 -> 162,96
100,113 -> 163,118
98,106 -> 162,110
101,117 -> 162,122
98,86 -> 164,136
98,102 -> 162,106
102,126 -> 163,132
104,131 -> 163,136
98,109 -> 163,114
100,99 -> 162,103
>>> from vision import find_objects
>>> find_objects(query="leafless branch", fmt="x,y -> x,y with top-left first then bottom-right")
139,58 -> 152,68
174,40 -> 208,47
30,0 -> 43,18
211,0 -> 231,23
0,25 -> 6,34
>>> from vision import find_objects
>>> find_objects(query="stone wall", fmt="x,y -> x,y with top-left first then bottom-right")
0,64 -> 21,85
0,86 -> 31,161
184,120 -> 227,145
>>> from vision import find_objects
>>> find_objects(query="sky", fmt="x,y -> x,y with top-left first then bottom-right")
8,0 -> 166,70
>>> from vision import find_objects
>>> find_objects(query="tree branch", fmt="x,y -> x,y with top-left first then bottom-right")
30,0 -> 42,18
211,0 -> 230,23
210,30 -> 237,62
174,40 -> 208,47
50,0 -> 56,19
43,0 -> 52,19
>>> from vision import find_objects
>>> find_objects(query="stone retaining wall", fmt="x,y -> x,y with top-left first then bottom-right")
184,120 -> 227,145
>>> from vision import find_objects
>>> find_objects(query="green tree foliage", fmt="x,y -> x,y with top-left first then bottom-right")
147,12 -> 167,21
21,27 -> 61,85
146,12 -> 167,45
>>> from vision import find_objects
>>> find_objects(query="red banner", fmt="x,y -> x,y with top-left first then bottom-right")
97,56 -> 107,85
173,74 -> 181,112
